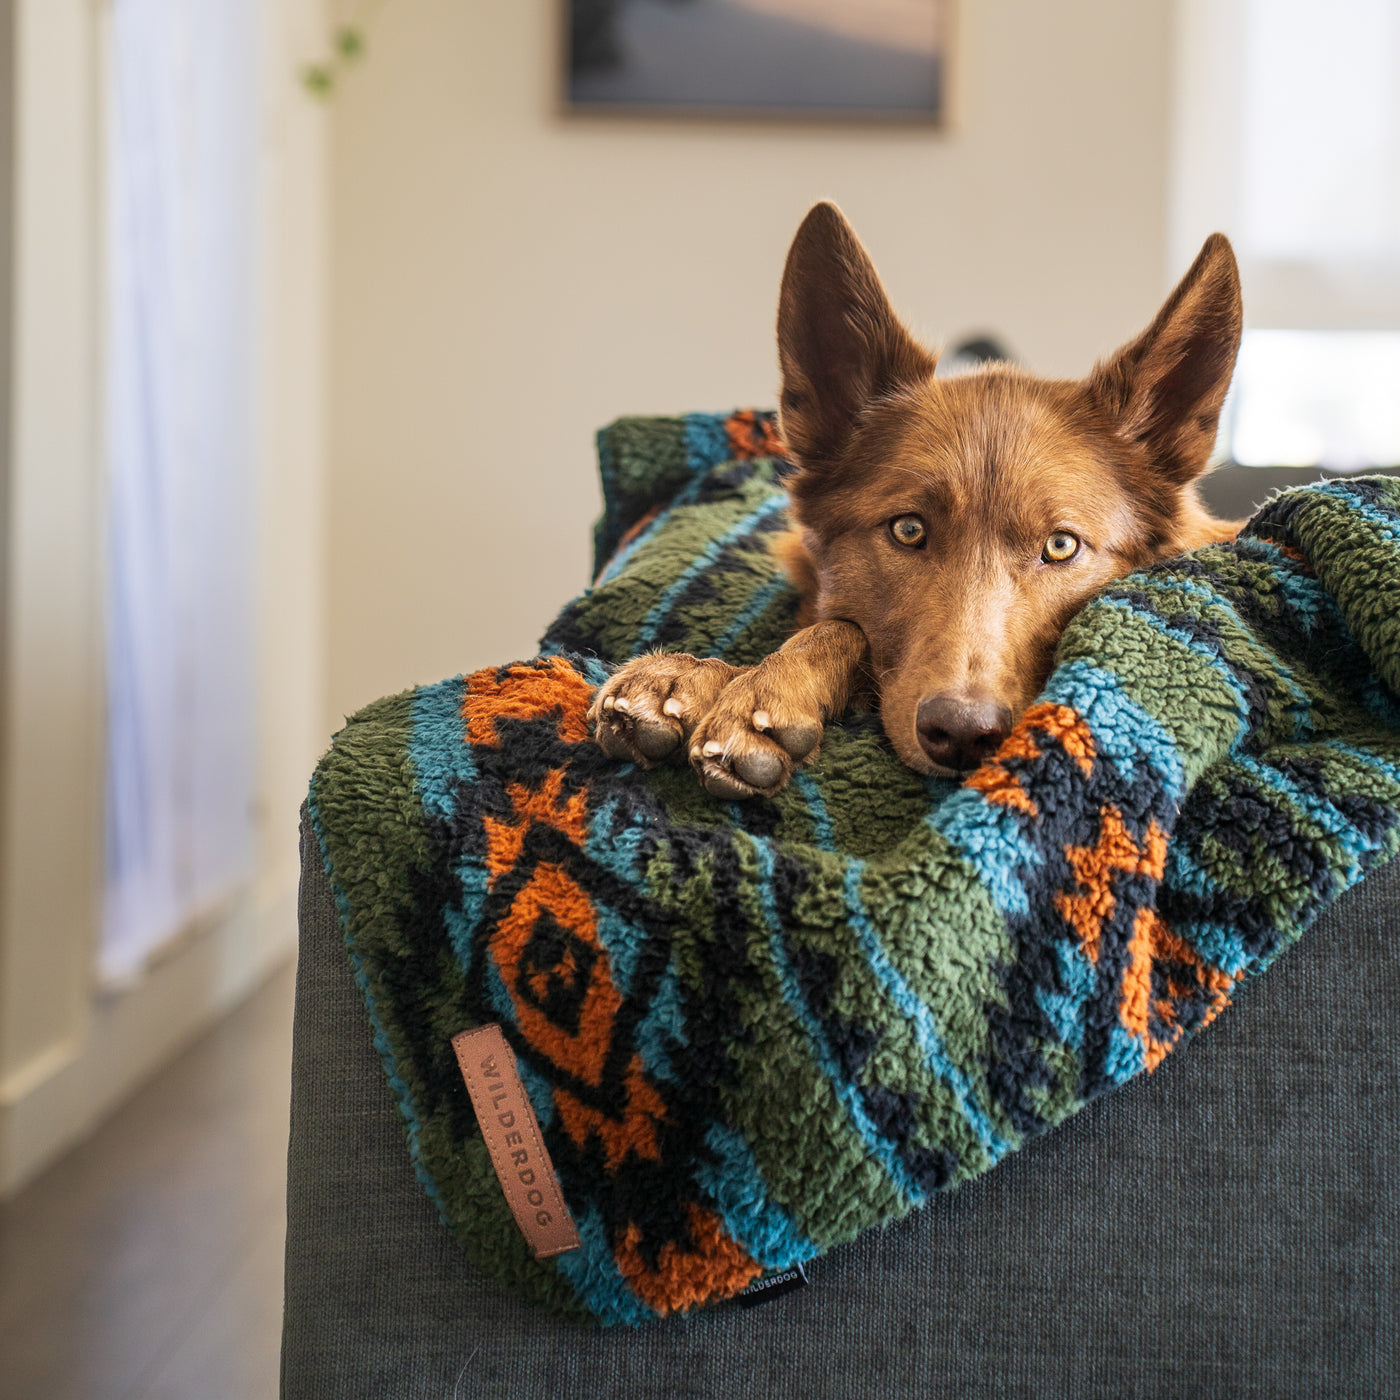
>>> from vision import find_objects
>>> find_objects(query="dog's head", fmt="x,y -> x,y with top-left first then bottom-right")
776,203 -> 1243,777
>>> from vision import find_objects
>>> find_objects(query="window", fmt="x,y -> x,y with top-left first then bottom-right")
103,0 -> 259,982
1227,331 -> 1400,469
1172,0 -> 1400,468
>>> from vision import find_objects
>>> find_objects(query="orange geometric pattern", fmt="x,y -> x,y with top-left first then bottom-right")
1119,906 -> 1238,1070
614,1202 -> 761,1316
967,703 -> 1096,818
490,861 -> 621,1088
1054,804 -> 1168,964
462,658 -> 593,749
555,1054 -> 668,1171
965,757 -> 1038,816
313,426 -> 1400,1326
483,767 -> 588,889
725,408 -> 786,461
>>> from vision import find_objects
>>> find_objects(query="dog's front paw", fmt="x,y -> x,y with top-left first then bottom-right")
687,671 -> 823,800
590,653 -> 742,767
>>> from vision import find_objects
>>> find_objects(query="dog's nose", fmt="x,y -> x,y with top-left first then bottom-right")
916,695 -> 1012,773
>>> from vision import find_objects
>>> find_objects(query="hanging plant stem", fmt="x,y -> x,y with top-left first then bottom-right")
302,0 -> 391,99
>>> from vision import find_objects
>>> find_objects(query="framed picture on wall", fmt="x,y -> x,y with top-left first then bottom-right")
565,0 -> 950,122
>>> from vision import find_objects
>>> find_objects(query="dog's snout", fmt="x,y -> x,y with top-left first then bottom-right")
916,695 -> 1012,773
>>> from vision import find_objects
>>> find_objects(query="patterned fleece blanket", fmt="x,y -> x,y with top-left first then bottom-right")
309,410 -> 1400,1327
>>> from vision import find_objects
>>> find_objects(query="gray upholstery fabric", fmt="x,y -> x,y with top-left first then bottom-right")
1198,462 -> 1400,521
283,806 -> 1400,1399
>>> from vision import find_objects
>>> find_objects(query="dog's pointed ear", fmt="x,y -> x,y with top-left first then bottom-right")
777,203 -> 936,465
1086,233 -> 1242,483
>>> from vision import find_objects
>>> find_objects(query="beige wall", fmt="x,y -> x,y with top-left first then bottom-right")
327,0 -> 1176,725
0,0 -> 328,1194
255,0 -> 330,941
0,0 -> 104,1194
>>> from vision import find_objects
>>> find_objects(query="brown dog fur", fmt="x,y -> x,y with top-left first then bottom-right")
592,203 -> 1244,798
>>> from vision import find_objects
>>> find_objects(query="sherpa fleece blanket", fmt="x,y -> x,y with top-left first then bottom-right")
309,410 -> 1400,1327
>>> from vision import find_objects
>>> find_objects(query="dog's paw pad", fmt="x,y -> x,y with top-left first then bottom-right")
731,747 -> 785,791
764,717 -> 821,762
595,719 -> 638,761
627,715 -> 679,761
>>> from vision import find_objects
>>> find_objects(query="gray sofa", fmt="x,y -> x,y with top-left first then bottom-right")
282,465 -> 1400,1399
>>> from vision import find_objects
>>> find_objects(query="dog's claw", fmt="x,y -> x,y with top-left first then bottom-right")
595,720 -> 635,761
700,766 -> 754,801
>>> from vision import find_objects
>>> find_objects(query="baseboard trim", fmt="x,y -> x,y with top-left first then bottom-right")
0,871 -> 298,1197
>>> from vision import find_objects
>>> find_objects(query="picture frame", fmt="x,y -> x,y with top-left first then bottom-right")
564,0 -> 950,124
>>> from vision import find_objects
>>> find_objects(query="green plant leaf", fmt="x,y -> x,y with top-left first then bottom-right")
301,63 -> 335,97
335,26 -> 365,60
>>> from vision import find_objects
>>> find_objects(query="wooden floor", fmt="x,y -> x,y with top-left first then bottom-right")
0,963 -> 296,1400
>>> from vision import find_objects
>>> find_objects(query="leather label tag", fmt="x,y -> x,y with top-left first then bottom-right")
451,1024 -> 581,1259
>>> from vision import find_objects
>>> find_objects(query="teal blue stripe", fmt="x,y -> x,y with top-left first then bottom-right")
554,1205 -> 658,1326
1041,660 -> 1187,798
1310,480 -> 1400,542
692,1119 -> 818,1271
1129,572 -> 1317,725
1234,749 -> 1382,872
637,496 -> 788,648
930,788 -> 1044,917
751,837 -> 924,1208
408,675 -> 485,971
1320,736 -> 1400,791
842,861 -> 1011,1163
1104,1024 -> 1148,1084
712,571 -> 791,654
793,770 -> 836,851
1093,596 -> 1251,748
409,678 -> 472,818
1232,535 -> 1343,638
595,472 -> 707,586
584,792 -> 650,888
1162,840 -> 1258,977
682,411 -> 734,473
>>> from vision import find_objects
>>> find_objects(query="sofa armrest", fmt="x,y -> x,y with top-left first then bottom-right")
283,806 -> 1400,1399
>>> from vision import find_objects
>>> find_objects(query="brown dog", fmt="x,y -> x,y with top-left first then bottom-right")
591,203 -> 1244,799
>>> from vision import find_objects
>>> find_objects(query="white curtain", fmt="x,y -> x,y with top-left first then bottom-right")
103,0 -> 260,982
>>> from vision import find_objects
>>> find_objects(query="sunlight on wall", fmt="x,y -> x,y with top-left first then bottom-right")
327,0 -> 1176,729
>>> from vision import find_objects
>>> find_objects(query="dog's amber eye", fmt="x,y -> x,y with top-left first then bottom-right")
890,515 -> 926,548
1042,531 -> 1080,563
